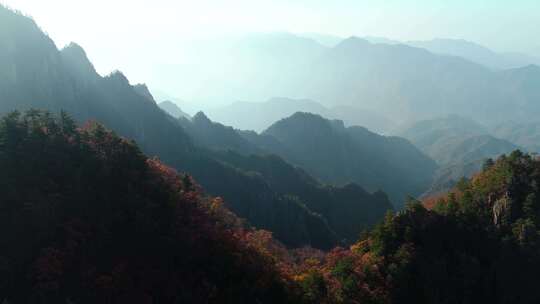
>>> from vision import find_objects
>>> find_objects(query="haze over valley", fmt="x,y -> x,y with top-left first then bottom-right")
2,1 -> 540,303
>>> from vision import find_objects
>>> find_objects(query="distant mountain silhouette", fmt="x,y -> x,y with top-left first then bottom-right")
207,98 -> 328,132
207,97 -> 395,133
492,121 -> 540,153
303,34 -> 540,70
246,112 -> 438,207
180,35 -> 540,125
423,159 -> 485,197
159,100 -> 191,119
407,38 -> 540,69
288,37 -> 488,122
300,37 -> 540,123
178,111 -> 261,154
398,115 -> 520,196
147,32 -> 540,126
398,115 -> 518,166
302,34 -> 540,70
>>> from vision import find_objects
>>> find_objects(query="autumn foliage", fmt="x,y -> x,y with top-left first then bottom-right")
0,110 -> 294,303
285,151 -> 540,303
4,111 -> 540,304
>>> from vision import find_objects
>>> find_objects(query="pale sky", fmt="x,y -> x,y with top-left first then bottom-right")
3,0 -> 540,82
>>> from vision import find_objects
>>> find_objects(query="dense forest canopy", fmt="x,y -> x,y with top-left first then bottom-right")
4,111 -> 540,303
286,151 -> 540,303
0,110 -> 296,303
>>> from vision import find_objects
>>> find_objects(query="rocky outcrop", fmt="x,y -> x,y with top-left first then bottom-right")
492,192 -> 512,227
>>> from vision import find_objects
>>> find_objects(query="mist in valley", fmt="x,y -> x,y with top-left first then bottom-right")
3,1 -> 540,303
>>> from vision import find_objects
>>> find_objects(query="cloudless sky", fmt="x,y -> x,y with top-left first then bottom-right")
3,0 -> 540,81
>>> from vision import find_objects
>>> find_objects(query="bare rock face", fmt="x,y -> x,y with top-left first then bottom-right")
492,191 -> 513,227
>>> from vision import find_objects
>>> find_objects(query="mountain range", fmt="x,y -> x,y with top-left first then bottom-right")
305,34 -> 540,69
397,115 -> 520,195
397,115 -> 518,166
149,33 -> 540,127
5,4 -> 540,303
256,112 -> 437,205
176,108 -> 437,207
491,121 -> 540,153
0,5 -> 398,249
406,38 -> 540,70
206,97 -> 395,133
285,37 -> 540,124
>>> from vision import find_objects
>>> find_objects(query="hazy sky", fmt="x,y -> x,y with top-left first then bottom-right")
4,0 -> 540,81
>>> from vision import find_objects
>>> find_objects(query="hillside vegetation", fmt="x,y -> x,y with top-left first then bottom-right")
0,110 -> 295,303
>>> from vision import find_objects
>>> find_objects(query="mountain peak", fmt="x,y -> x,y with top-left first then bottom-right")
287,111 -> 345,130
106,70 -> 130,86
62,42 -> 87,57
264,112 -> 337,136
61,42 -> 98,77
133,83 -> 156,104
334,36 -> 371,50
192,111 -> 211,124
0,4 -> 39,29
160,100 -> 175,106
288,111 -> 327,122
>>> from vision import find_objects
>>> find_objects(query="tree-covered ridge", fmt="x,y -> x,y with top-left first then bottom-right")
174,111 -> 393,245
285,151 -> 540,303
178,111 -> 262,155
260,112 -> 437,207
14,110 -> 540,304
0,110 -> 297,303
12,111 -> 540,303
213,151 -> 393,244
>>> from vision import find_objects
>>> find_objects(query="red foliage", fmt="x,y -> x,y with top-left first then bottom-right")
422,193 -> 448,210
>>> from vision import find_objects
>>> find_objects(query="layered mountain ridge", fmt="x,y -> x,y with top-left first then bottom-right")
0,5 -> 394,249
